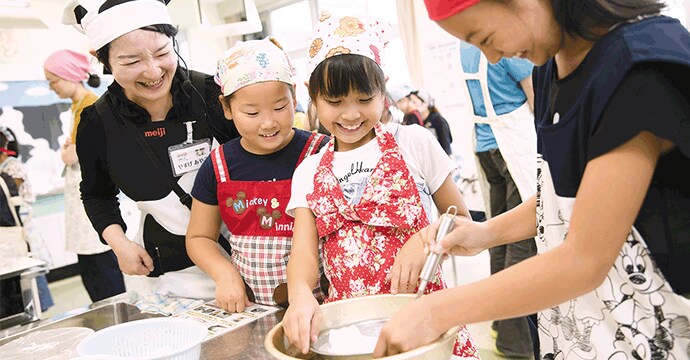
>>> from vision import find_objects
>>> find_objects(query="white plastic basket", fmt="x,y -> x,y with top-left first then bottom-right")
77,318 -> 207,360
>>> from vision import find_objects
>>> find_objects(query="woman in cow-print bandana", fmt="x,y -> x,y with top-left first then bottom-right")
61,0 -> 240,299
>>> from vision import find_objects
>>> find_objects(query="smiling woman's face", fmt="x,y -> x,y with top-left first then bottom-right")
437,0 -> 563,65
108,29 -> 177,107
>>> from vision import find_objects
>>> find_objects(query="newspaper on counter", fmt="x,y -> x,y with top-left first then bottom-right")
172,301 -> 280,341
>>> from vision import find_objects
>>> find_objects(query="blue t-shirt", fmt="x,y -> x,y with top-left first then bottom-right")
460,42 -> 534,116
460,42 -> 534,152
191,129 -> 327,205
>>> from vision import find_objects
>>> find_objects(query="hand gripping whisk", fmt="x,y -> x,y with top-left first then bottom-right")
416,205 -> 457,299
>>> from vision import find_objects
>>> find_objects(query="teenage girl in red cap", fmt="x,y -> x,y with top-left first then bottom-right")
376,0 -> 690,358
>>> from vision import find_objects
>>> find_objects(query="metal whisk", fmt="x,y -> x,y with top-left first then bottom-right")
416,205 -> 457,299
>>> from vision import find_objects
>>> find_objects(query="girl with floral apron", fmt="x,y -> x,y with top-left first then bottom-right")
307,123 -> 479,357
282,11 -> 479,358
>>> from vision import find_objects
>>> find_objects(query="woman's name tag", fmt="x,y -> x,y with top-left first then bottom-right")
168,139 -> 211,176
168,121 -> 211,177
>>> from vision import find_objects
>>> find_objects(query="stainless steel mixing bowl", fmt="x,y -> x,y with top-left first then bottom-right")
264,294 -> 460,360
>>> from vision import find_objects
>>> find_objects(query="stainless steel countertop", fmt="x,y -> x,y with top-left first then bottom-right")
201,308 -> 284,360
0,292 -> 286,359
0,257 -> 46,280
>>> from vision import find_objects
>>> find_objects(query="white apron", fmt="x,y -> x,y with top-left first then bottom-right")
64,164 -> 112,255
537,159 -> 690,359
128,169 -> 231,300
458,51 -> 537,218
66,96 -> 111,255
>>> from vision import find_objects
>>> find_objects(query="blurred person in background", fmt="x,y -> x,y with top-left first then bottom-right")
389,84 -> 423,126
293,102 -> 311,131
0,127 -> 54,312
44,49 -> 126,302
458,40 -> 538,358
409,89 -> 454,156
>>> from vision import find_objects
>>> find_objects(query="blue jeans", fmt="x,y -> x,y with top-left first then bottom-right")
36,274 -> 54,312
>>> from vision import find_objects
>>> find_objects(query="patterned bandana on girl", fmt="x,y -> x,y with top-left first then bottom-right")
215,37 -> 297,96
306,10 -> 391,77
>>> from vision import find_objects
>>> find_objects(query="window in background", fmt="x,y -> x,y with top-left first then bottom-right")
268,1 -> 312,53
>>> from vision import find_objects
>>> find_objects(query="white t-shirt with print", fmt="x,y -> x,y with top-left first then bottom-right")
287,123 -> 457,220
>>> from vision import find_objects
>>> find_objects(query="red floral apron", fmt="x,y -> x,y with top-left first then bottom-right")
306,124 -> 479,358
212,133 -> 326,306
307,123 -> 446,300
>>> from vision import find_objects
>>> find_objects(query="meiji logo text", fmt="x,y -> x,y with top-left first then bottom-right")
144,127 -> 166,138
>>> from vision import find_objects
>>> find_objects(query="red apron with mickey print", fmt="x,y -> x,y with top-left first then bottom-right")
212,132 -> 326,306
306,123 -> 481,359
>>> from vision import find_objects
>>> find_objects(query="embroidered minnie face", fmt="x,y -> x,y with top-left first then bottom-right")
226,191 -> 247,215
257,206 -> 281,229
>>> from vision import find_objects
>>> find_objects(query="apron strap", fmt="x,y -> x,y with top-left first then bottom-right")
458,44 -> 497,122
476,54 -> 498,119
212,132 -> 326,184
211,145 -> 230,184
296,132 -> 327,167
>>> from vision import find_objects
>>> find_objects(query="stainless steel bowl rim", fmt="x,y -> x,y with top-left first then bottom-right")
264,294 -> 462,360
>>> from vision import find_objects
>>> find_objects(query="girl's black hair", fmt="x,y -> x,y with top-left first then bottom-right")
95,24 -> 179,71
308,54 -> 387,101
551,0 -> 664,40
87,74 -> 101,88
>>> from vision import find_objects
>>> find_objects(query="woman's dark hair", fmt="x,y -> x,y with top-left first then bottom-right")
95,24 -> 179,71
86,74 -> 101,88
308,55 -> 387,102
0,127 -> 19,158
551,0 -> 664,40
409,92 -> 439,114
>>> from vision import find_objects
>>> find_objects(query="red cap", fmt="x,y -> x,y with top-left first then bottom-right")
424,0 -> 480,21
